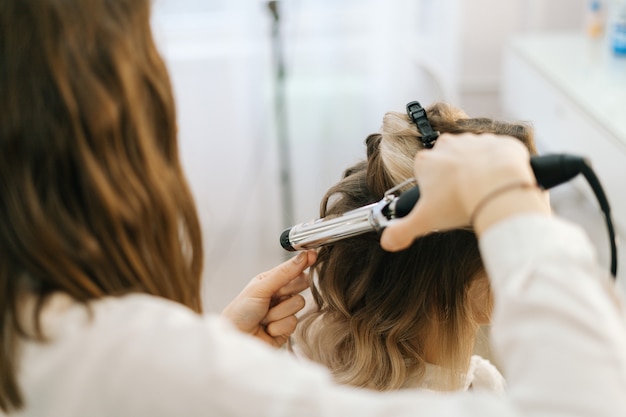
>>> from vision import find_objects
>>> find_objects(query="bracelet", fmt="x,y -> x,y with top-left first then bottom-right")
469,181 -> 539,226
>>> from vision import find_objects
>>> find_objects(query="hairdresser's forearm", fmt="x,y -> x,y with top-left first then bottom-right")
482,216 -> 626,416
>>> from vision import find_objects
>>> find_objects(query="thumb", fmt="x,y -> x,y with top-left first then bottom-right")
380,204 -> 431,252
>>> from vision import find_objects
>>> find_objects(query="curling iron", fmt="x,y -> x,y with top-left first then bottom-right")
280,153 -> 618,278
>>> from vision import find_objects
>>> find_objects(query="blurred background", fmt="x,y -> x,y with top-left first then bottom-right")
150,0 -> 626,312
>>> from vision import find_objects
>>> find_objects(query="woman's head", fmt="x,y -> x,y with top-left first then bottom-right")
0,0 -> 202,410
370,104 -> 536,191
296,102 -> 535,391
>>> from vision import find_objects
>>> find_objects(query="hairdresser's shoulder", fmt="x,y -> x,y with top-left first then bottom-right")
20,293 -> 252,415
87,292 -> 233,338
38,292 -> 238,360
91,292 -> 211,320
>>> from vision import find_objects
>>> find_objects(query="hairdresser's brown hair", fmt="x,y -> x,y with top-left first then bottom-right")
0,0 -> 203,411
295,103 -> 535,391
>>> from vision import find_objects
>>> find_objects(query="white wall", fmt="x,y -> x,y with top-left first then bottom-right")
457,0 -> 586,117
152,0 -> 459,311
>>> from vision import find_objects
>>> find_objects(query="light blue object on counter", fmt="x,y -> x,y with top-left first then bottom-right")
612,2 -> 626,55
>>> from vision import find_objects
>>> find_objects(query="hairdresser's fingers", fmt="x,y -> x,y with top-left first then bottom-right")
262,294 -> 306,326
265,315 -> 299,341
382,197 -> 471,252
248,251 -> 316,299
272,273 -> 310,300
222,251 -> 315,343
381,140 -> 467,251
380,204 -> 433,252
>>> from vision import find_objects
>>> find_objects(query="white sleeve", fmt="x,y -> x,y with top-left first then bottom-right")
108,310 -> 514,417
481,214 -> 626,417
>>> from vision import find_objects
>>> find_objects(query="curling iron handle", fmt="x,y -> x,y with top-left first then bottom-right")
392,186 -> 421,218
280,153 -> 587,251
392,154 -> 586,219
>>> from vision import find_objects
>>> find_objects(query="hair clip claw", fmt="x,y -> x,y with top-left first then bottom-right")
406,101 -> 440,148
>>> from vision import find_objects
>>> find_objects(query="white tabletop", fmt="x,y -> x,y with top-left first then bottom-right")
510,32 -> 626,145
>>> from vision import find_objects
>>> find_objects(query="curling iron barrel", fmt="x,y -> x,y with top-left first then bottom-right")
280,154 -> 588,252
279,202 -> 386,252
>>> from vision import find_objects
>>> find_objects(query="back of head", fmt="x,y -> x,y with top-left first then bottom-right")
0,0 -> 202,411
295,103 -> 535,391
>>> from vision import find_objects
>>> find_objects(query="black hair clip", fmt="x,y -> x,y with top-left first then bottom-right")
406,101 -> 439,149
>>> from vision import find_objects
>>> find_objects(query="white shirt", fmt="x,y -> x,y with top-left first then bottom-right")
417,355 -> 505,392
465,355 -> 506,392
6,215 -> 626,417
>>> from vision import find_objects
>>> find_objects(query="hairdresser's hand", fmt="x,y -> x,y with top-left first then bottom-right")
222,251 -> 316,348
381,133 -> 549,251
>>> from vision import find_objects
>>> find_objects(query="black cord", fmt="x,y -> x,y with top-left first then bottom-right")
579,162 -> 618,278
530,154 -> 618,279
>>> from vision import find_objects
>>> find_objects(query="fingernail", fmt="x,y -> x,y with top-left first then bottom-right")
293,252 -> 306,264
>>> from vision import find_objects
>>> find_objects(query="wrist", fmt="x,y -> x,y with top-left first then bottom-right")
472,186 -> 550,236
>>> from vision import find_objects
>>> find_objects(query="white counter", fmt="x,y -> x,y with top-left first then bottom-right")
508,32 -> 626,144
502,32 -> 626,284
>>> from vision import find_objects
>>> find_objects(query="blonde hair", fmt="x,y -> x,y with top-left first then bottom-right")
0,0 -> 202,411
295,103 -> 535,391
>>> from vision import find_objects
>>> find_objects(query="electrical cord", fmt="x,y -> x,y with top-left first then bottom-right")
579,161 -> 618,277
